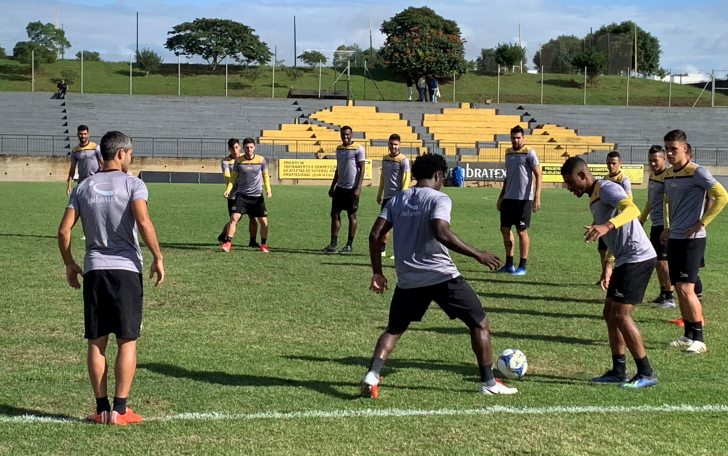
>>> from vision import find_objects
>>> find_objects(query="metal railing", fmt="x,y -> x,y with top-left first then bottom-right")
3,134 -> 728,165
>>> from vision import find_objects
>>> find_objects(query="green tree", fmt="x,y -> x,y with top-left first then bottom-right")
75,50 -> 101,61
135,48 -> 163,77
25,21 -> 71,57
13,41 -> 56,65
571,48 -> 608,86
533,35 -> 581,73
494,43 -> 526,71
379,6 -> 467,76
333,44 -> 363,70
298,50 -> 327,68
476,48 -> 497,72
284,65 -> 303,88
587,21 -> 661,75
240,65 -> 264,85
165,18 -> 272,71
0,44 -> 5,59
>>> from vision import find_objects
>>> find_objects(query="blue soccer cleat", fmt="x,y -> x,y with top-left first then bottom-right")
496,265 -> 516,273
591,370 -> 628,383
511,267 -> 527,276
620,373 -> 658,389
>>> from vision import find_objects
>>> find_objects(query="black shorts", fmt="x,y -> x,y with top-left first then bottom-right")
667,238 -> 706,284
650,225 -> 668,260
227,198 -> 235,216
233,194 -> 267,217
500,199 -> 532,229
381,198 -> 391,211
388,276 -> 486,332
598,237 -> 607,252
83,270 -> 143,339
606,258 -> 656,304
332,187 -> 359,213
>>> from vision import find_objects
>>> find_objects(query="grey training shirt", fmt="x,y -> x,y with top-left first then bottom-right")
335,143 -> 366,189
503,147 -> 539,200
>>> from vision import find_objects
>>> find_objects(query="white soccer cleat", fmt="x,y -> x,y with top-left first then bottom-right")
669,336 -> 693,347
685,341 -> 707,354
479,380 -> 518,395
360,371 -> 380,398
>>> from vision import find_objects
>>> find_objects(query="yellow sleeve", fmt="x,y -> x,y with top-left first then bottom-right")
401,171 -> 411,191
262,171 -> 271,194
225,171 -> 237,193
625,192 -> 633,202
638,199 -> 650,224
605,249 -> 614,263
608,198 -> 641,229
377,168 -> 385,198
223,170 -> 232,186
663,193 -> 669,228
700,183 -> 728,226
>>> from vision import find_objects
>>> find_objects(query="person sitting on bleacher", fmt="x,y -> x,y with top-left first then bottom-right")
57,80 -> 68,99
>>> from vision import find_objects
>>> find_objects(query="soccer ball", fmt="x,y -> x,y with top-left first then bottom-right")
496,349 -> 528,379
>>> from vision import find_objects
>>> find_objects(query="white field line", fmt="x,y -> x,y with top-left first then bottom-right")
2,404 -> 728,424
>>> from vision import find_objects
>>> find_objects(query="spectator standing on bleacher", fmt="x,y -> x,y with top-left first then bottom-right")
417,75 -> 428,102
57,79 -> 68,99
406,75 -> 414,101
66,125 -> 103,196
428,75 -> 439,103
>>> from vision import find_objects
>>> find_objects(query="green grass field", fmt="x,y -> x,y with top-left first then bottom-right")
2,57 -> 726,107
2,182 -> 728,455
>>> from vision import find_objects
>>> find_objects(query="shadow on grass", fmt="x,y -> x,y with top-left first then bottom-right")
406,326 -> 600,346
139,362 -> 362,400
158,242 -> 218,251
467,275 -> 595,288
0,233 -> 57,239
542,78 -> 582,88
0,404 -> 79,421
478,291 -> 602,305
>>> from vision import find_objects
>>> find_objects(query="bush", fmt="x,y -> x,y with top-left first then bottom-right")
135,48 -> 163,77
13,41 -> 56,65
75,50 -> 101,61
0,44 -> 6,59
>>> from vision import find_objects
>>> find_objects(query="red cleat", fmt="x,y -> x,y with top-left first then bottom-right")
670,317 -> 705,327
86,407 -> 109,424
221,241 -> 232,252
110,408 -> 143,425
260,244 -> 269,253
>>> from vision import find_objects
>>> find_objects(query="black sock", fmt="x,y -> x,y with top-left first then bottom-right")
665,289 -> 673,300
518,258 -> 527,269
381,242 -> 387,252
684,321 -> 694,340
330,236 -> 338,247
612,354 -> 627,375
479,363 -> 496,385
250,237 -> 257,244
659,286 -> 666,299
112,397 -> 127,415
505,255 -> 514,267
224,236 -> 232,242
96,396 -> 110,413
634,356 -> 653,377
695,277 -> 703,296
346,236 -> 354,246
368,357 -> 385,375
261,237 -> 267,245
691,321 -> 704,343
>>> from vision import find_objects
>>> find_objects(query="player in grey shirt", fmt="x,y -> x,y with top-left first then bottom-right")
66,125 -> 103,196
322,126 -> 366,253
496,125 -> 542,276
58,131 -> 164,425
561,157 -> 657,389
361,153 -> 518,398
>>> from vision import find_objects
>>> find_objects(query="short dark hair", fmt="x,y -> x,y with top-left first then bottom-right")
77,125 -> 89,133
687,142 -> 692,155
99,131 -> 132,161
648,145 -> 665,155
664,129 -> 687,143
510,125 -> 524,136
340,126 -> 353,133
606,151 -> 621,160
560,156 -> 588,176
389,134 -> 401,142
227,138 -> 240,148
411,153 -> 448,181
242,137 -> 255,146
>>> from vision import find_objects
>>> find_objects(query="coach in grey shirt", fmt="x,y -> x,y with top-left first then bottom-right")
58,131 -> 164,425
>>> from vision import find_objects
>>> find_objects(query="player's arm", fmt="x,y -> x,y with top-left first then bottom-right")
638,199 -> 650,225
66,157 -> 77,196
401,170 -> 411,191
353,160 -> 365,198
376,168 -> 385,203
496,179 -> 506,211
369,216 -> 392,293
660,193 -> 670,245
687,183 -> 728,238
431,219 -> 501,270
224,169 -> 238,197
599,249 -> 614,291
623,177 -> 633,201
96,146 -> 103,168
131,199 -> 164,286
584,197 -> 641,242
532,164 -> 542,211
329,169 -> 339,197
262,169 -> 272,198
57,207 -> 82,289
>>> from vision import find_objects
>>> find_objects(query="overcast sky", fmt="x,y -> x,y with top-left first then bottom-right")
1,0 -> 726,74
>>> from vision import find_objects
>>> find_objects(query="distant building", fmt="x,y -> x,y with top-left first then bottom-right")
652,72 -> 712,85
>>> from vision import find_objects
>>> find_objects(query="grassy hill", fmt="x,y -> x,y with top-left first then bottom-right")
1,57 -> 725,107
